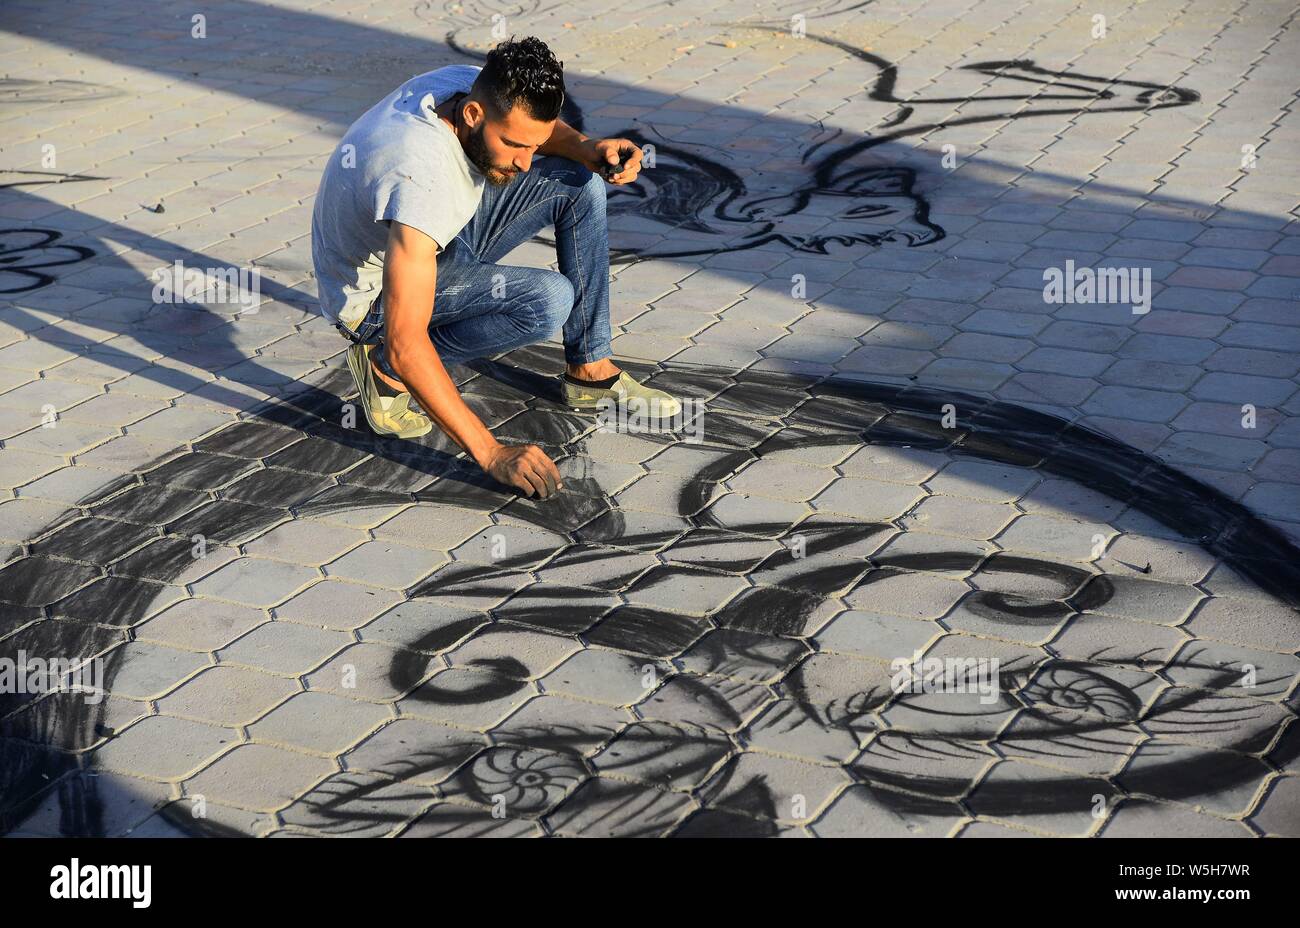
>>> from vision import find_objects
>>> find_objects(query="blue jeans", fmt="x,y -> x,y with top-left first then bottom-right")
344,155 -> 612,373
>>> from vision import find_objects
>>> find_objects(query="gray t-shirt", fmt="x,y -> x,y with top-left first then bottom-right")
312,65 -> 485,329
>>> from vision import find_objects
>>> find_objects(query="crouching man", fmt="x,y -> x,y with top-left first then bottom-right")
311,36 -> 679,499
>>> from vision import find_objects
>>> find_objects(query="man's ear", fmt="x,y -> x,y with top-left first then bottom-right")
462,98 -> 487,131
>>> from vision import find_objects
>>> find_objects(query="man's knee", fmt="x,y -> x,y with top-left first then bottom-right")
527,270 -> 573,336
555,162 -> 606,218
578,168 -> 606,217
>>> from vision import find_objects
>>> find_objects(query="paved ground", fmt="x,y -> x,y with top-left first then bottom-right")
0,0 -> 1297,837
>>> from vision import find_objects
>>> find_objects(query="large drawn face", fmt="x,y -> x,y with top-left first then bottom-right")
739,168 -> 944,255
2,357 -> 1296,837
474,33 -> 1201,266
589,47 -> 1200,263
600,132 -> 946,262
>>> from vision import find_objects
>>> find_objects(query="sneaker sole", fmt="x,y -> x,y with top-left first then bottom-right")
565,400 -> 682,418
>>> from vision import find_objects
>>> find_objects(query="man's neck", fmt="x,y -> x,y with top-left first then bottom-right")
434,92 -> 466,140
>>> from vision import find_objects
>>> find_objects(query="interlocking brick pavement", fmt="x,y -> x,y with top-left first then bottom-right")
0,0 -> 1297,838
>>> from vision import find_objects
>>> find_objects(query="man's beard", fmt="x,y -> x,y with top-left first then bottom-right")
464,124 -> 516,187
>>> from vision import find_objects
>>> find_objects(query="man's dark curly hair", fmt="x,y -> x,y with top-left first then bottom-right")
473,36 -> 566,122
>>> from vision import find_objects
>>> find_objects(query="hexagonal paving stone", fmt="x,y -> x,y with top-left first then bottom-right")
925,461 -> 1040,502
445,626 -> 582,679
743,699 -> 866,763
450,522 -> 568,568
539,649 -> 666,706
727,459 -> 837,502
135,598 -> 267,651
703,752 -> 850,823
397,669 -> 535,728
547,777 -> 694,837
675,628 -> 809,683
811,477 -> 926,521
1182,596 -> 1300,653
837,446 -> 947,484
344,718 -> 486,784
591,720 -> 732,790
493,694 -> 629,754
810,783 -> 965,837
965,759 -> 1119,836
324,540 -> 449,590
815,610 -> 942,662
638,673 -> 772,732
531,545 -> 658,591
248,691 -> 391,754
844,569 -> 969,619
273,580 -> 403,630
437,743 -> 586,817
156,666 -> 300,726
660,529 -> 783,573
995,514 -> 1115,562
242,520 -> 368,565
278,771 -> 435,836
191,557 -> 319,607
15,770 -> 173,837
1249,776 -> 1300,837
305,641 -> 423,701
900,494 -> 1017,538
1101,799 -> 1253,838
1117,740 -> 1273,818
218,621 -> 352,674
102,642 -> 212,700
93,715 -> 236,780
703,492 -> 812,534
182,743 -> 335,812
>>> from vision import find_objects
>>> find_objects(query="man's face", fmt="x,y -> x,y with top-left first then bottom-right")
462,99 -> 554,187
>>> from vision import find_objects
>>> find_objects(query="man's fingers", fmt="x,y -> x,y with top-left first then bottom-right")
610,150 -> 641,183
522,457 -> 559,498
536,463 -> 558,496
511,471 -> 535,497
516,467 -> 545,498
523,456 -> 558,497
539,455 -> 563,490
527,447 -> 562,491
523,448 -> 562,497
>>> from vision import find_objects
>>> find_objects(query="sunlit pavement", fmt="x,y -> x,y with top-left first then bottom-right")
0,0 -> 1297,837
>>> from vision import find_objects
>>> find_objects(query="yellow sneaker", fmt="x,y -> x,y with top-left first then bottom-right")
562,370 -> 681,417
345,341 -> 433,439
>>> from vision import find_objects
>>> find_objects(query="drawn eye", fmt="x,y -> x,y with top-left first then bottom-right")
464,746 -> 586,813
1137,87 -> 1193,105
844,203 -> 893,218
1020,664 -> 1140,721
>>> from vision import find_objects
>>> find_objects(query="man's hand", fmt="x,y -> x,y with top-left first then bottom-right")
482,443 -> 563,498
583,138 -> 643,185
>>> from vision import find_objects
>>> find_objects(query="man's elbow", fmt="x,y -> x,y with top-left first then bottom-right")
384,330 -> 430,379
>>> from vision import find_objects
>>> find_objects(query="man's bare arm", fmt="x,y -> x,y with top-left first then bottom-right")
539,120 -> 643,185
537,117 -> 590,161
381,221 -> 562,498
